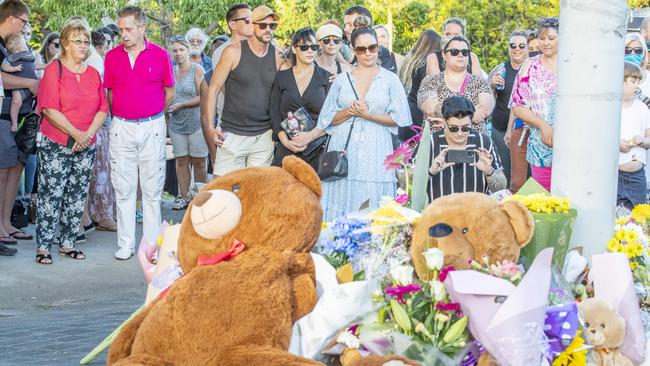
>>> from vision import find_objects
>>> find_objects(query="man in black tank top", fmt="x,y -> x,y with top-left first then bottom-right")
205,5 -> 289,176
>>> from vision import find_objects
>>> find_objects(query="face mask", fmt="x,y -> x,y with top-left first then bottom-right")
528,51 -> 542,57
625,53 -> 644,66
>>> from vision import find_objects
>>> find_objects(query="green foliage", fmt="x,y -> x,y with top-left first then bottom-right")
32,0 -> 559,67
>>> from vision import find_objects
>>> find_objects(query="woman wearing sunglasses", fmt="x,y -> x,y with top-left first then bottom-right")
315,23 -> 351,77
269,27 -> 331,170
418,35 -> 493,134
301,26 -> 410,220
510,17 -> 559,191
488,30 -> 529,191
39,31 -> 60,64
426,96 -> 505,200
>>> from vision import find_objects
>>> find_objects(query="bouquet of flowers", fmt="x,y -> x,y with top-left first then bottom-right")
318,196 -> 420,280
504,179 -> 577,269
350,249 -> 469,365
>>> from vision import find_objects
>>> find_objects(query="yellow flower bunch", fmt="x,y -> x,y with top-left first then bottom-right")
632,204 -> 650,224
506,194 -> 571,214
368,203 -> 409,227
552,331 -> 587,366
607,228 -> 645,260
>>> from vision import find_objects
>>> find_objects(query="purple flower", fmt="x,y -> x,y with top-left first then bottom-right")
385,283 -> 422,304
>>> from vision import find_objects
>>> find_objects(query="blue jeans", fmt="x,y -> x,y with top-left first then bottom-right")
21,153 -> 37,195
617,168 -> 647,209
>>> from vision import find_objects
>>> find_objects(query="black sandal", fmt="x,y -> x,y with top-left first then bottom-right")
58,249 -> 85,260
36,253 -> 53,265
9,230 -> 33,240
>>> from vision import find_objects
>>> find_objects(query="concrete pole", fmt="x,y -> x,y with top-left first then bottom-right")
551,0 -> 628,260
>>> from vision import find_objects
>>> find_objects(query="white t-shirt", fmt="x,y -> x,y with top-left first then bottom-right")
640,70 -> 650,98
211,41 -> 229,69
86,47 -> 104,80
620,99 -> 650,166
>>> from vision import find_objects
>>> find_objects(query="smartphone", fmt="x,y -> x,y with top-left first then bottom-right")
446,149 -> 476,164
66,136 -> 75,149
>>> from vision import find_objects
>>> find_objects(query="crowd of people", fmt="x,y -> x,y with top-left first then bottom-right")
0,0 -> 647,264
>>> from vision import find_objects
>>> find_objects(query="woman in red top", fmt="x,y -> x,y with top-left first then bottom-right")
35,18 -> 108,264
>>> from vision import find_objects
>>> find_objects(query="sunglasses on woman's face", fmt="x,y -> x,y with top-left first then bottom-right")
445,48 -> 470,57
446,124 -> 471,133
296,44 -> 320,52
322,37 -> 341,45
52,41 -> 60,49
509,43 -> 526,50
626,47 -> 644,55
354,44 -> 378,55
255,22 -> 278,31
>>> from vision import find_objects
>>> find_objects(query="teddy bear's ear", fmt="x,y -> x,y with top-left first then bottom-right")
499,200 -> 534,247
282,156 -> 322,197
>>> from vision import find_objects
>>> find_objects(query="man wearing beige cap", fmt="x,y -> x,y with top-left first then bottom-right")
316,23 -> 351,78
206,5 -> 288,176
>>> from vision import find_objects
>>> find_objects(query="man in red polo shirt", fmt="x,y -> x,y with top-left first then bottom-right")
104,6 -> 175,260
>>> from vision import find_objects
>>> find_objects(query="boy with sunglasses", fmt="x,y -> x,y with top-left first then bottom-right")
427,96 -> 506,200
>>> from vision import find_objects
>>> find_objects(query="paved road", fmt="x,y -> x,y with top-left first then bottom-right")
0,202 -> 185,365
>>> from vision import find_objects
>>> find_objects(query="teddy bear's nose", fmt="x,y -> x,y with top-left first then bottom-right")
591,329 -> 596,334
429,223 -> 453,238
193,191 -> 213,208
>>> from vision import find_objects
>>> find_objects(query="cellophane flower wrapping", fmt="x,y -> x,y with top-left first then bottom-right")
317,197 -> 420,280
507,179 -> 577,270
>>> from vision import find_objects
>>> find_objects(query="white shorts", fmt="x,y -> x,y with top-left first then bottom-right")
170,129 -> 209,158
213,129 -> 274,176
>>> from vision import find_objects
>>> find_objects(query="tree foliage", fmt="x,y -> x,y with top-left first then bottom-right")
33,0 -> 560,68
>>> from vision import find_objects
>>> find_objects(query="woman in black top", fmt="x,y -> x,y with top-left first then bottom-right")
270,27 -> 331,170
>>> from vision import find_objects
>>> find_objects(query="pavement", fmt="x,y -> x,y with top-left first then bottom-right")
0,200 -> 186,366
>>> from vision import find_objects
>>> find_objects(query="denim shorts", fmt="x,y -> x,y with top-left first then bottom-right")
617,168 -> 648,208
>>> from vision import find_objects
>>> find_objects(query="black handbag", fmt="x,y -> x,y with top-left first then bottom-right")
14,60 -> 62,154
317,73 -> 358,181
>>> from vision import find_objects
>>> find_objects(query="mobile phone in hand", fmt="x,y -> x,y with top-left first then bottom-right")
66,136 -> 75,149
446,149 -> 476,164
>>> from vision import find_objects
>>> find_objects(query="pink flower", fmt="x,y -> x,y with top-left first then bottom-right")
384,144 -> 414,170
495,260 -> 522,276
385,283 -> 422,304
435,302 -> 463,317
438,266 -> 456,282
395,193 -> 409,205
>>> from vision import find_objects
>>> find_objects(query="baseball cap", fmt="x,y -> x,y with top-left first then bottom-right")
251,5 -> 280,23
316,24 -> 342,40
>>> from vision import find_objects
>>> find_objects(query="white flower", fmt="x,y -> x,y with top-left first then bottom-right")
430,280 -> 447,301
336,331 -> 360,349
423,247 -> 445,271
390,264 -> 414,286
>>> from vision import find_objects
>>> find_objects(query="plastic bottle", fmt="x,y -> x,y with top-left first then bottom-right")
496,63 -> 506,91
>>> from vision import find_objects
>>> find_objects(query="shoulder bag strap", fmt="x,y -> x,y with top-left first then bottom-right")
343,72 -> 358,152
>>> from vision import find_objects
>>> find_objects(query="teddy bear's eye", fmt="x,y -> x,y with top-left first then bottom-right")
600,323 -> 606,329
232,185 -> 241,193
585,322 -> 590,328
461,227 -> 469,234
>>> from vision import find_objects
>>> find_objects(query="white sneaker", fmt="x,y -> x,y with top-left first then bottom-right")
114,247 -> 135,260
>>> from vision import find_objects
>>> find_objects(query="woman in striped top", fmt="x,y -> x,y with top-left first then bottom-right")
427,96 -> 506,200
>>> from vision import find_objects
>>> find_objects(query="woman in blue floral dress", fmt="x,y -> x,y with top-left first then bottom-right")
299,27 -> 410,221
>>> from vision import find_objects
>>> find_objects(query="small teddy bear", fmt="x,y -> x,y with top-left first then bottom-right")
579,298 -> 635,366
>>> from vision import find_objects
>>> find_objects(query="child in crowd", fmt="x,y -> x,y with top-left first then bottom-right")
1,33 -> 37,132
618,62 -> 650,209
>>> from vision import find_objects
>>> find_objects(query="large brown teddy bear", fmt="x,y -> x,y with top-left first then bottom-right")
107,157 -> 324,365
411,193 -> 534,283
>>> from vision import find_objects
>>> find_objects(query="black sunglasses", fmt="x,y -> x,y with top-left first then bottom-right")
255,22 -> 278,30
354,44 -> 378,55
445,48 -> 470,57
539,17 -> 559,27
446,124 -> 471,133
52,41 -> 60,49
625,47 -> 644,55
231,17 -> 251,24
322,37 -> 341,45
509,43 -> 527,50
296,44 -> 320,52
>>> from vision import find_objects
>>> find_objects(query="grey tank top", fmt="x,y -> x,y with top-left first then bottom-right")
169,63 -> 201,134
221,41 -> 277,136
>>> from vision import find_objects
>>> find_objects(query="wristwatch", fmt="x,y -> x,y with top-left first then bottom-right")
485,168 -> 495,177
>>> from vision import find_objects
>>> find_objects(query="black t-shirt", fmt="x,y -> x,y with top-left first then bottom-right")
491,61 -> 518,132
0,35 -> 5,64
378,46 -> 397,74
0,35 -> 33,115
399,64 -> 427,142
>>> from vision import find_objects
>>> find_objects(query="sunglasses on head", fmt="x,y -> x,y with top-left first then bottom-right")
445,48 -> 470,57
255,22 -> 278,30
509,43 -> 526,50
354,44 -> 378,55
446,124 -> 471,133
322,37 -> 341,45
232,17 -> 251,24
539,17 -> 559,27
296,44 -> 320,52
625,47 -> 644,55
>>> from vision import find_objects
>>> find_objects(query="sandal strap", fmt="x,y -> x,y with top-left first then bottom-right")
60,249 -> 84,259
36,253 -> 53,263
